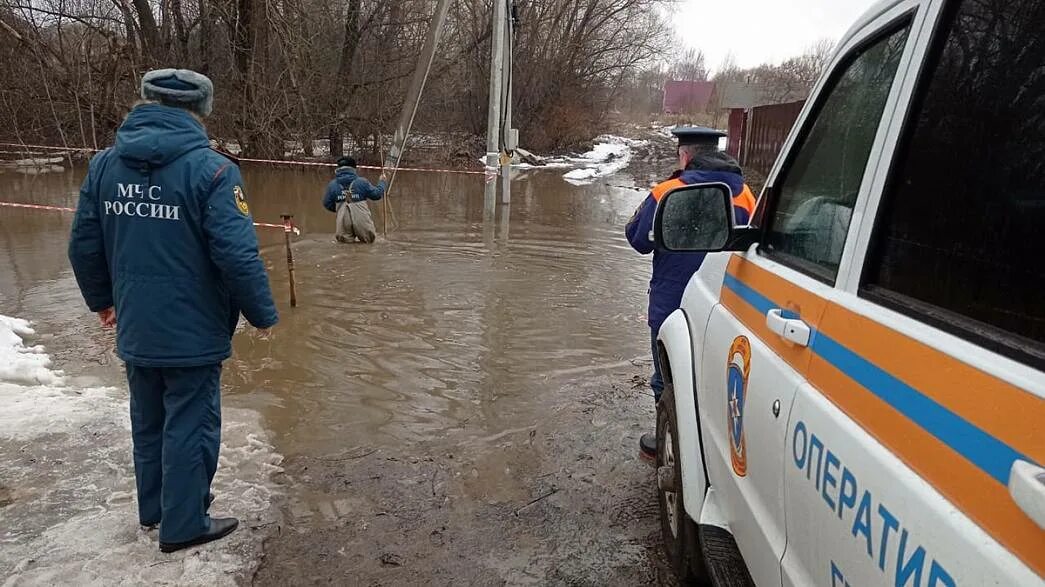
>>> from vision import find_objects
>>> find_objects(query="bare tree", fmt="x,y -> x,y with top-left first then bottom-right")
712,52 -> 742,82
710,41 -> 835,104
667,46 -> 707,81
0,0 -> 674,156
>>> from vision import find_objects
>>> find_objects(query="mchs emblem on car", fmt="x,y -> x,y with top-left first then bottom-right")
727,336 -> 751,477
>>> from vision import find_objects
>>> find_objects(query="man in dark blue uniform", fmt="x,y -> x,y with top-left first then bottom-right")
626,127 -> 756,459
68,69 -> 279,552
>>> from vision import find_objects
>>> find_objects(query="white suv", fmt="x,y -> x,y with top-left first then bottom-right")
651,0 -> 1044,585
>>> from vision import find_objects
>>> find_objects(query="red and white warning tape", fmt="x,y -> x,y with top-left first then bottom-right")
0,201 -> 75,213
0,142 -> 486,176
239,156 -> 487,176
0,200 -> 300,234
259,220 -> 301,235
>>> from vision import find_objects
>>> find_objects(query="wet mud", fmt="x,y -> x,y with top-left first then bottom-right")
254,368 -> 673,586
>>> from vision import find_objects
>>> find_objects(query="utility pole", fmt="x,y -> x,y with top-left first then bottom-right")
386,0 -> 453,171
382,0 -> 454,234
500,2 -> 514,205
483,0 -> 506,220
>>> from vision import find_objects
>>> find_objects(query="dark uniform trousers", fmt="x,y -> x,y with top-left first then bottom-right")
126,363 -> 221,544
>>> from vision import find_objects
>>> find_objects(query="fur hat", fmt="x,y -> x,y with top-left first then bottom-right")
141,69 -> 214,117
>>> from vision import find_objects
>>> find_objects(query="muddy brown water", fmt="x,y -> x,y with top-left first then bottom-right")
0,163 -> 652,453
1,162 -> 671,583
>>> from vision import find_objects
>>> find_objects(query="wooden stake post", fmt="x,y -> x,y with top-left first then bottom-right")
281,214 -> 298,307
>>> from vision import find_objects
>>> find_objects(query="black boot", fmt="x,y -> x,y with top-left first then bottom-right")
159,517 -> 239,553
639,432 -> 657,460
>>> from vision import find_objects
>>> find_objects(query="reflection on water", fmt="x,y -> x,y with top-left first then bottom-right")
0,162 -> 653,460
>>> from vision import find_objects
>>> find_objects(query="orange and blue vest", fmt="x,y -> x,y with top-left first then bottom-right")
626,165 -> 756,332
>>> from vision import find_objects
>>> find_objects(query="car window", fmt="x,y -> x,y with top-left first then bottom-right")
862,0 -> 1045,366
762,23 -> 912,283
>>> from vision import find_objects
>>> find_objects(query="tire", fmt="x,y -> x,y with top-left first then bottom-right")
657,380 -> 710,584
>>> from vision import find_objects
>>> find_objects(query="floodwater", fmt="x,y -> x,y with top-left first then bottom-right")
0,161 -> 654,478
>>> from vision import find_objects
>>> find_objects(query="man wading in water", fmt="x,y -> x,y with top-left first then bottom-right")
322,156 -> 388,243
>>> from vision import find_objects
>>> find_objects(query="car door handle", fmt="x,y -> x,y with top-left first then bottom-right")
1010,460 -> 1045,530
766,309 -> 810,347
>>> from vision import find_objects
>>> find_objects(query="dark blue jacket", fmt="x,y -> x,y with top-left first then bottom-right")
626,154 -> 755,333
322,166 -> 387,212
68,104 -> 278,367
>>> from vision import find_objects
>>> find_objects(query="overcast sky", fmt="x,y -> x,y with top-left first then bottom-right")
671,0 -> 879,71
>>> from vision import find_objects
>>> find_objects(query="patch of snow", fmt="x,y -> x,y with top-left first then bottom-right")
0,315 -> 282,584
217,141 -> 242,156
0,157 -> 65,167
559,135 -> 647,186
311,140 -> 331,157
283,140 -> 340,159
562,168 -> 599,181
535,160 -> 574,169
474,134 -> 646,178
0,315 -> 62,386
0,383 -> 108,443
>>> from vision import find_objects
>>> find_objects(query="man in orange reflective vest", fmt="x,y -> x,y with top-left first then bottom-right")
625,127 -> 756,459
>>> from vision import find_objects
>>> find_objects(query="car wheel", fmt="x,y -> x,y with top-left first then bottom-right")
657,380 -> 709,584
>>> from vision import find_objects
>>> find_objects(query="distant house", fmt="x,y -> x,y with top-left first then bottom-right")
662,80 -> 715,115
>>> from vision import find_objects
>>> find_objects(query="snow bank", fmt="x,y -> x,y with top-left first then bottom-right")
0,316 -> 282,585
470,134 -> 645,178
0,382 -> 111,443
562,168 -> 599,182
560,135 -> 647,186
656,124 -> 676,138
0,316 -> 62,387
0,157 -> 65,167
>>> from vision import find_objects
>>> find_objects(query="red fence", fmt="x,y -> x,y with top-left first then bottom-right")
726,109 -> 747,159
727,100 -> 806,178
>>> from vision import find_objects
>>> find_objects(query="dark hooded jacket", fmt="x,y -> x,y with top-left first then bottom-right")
625,151 -> 757,332
322,166 -> 387,212
68,104 -> 278,366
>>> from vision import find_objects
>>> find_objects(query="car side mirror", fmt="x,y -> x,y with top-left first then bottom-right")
654,182 -> 755,252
